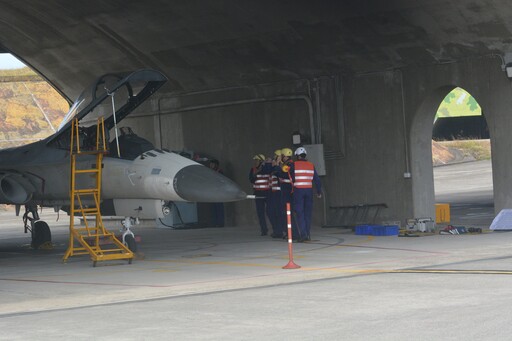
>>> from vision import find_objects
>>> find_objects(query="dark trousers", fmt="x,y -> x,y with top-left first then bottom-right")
268,191 -> 283,235
254,191 -> 269,234
293,188 -> 313,238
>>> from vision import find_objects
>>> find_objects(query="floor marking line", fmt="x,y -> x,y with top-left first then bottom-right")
389,269 -> 512,275
332,244 -> 449,255
147,259 -> 284,269
0,278 -> 170,288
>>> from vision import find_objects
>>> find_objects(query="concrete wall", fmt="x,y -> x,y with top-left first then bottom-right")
405,56 -> 512,216
122,55 -> 512,227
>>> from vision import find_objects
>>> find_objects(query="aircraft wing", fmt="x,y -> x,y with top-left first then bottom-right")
47,69 -> 167,146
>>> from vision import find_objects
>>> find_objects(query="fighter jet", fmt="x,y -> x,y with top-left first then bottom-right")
0,69 -> 247,248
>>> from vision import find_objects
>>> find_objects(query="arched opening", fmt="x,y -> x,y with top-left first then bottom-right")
409,85 -> 494,228
0,53 -> 69,149
433,87 -> 493,227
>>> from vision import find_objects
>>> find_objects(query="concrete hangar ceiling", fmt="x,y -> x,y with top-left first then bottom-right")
1,0 -> 512,224
0,1 -> 511,98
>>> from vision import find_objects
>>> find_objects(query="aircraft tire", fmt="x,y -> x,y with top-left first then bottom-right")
125,234 -> 137,253
31,221 -> 52,249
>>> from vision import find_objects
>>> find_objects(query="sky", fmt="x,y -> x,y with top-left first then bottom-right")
0,53 -> 26,69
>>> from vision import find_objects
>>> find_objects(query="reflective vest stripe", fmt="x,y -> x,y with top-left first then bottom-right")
295,176 -> 313,180
253,174 -> 270,190
280,179 -> 292,183
295,182 -> 312,186
271,175 -> 281,191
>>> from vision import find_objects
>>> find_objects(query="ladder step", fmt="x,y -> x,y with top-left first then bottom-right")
73,208 -> 99,213
94,248 -> 130,253
74,189 -> 99,194
92,253 -> 133,262
80,234 -> 114,238
73,150 -> 107,155
75,169 -> 100,174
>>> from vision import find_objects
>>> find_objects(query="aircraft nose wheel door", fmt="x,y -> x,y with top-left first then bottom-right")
63,118 -> 134,266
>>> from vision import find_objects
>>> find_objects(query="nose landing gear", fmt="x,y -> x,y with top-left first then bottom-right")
121,217 -> 138,253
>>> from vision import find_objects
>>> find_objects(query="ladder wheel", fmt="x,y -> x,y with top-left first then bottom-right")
125,234 -> 137,253
93,261 -> 97,267
128,258 -> 133,264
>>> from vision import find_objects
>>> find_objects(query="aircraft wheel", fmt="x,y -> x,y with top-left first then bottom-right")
31,221 -> 52,249
125,234 -> 137,253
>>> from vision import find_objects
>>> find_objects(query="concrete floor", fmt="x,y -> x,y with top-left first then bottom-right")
1,213 -> 512,339
1,161 -> 510,340
435,159 -> 494,227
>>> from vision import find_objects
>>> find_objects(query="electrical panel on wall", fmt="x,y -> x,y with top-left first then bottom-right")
303,144 -> 326,176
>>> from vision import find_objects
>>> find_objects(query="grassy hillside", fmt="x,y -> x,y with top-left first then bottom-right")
433,139 -> 491,166
0,67 -> 69,148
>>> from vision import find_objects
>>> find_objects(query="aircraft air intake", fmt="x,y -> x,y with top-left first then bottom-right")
0,174 -> 34,204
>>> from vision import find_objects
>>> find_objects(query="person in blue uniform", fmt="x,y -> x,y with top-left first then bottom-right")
249,154 -> 272,236
276,147 -> 296,239
268,149 -> 284,238
290,147 -> 322,242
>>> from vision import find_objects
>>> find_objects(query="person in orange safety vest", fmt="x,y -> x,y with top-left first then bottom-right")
290,147 -> 322,242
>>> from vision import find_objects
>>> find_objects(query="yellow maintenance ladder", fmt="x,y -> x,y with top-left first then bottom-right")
63,118 -> 133,266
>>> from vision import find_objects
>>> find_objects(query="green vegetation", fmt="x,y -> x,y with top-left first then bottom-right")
436,87 -> 481,120
444,140 -> 491,160
433,87 -> 490,164
0,67 -> 69,148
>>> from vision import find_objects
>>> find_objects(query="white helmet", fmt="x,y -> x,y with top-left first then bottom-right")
294,147 -> 307,156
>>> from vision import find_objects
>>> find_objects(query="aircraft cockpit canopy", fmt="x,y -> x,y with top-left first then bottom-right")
47,69 -> 167,151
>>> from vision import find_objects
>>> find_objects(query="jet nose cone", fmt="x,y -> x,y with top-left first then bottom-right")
174,165 -> 247,202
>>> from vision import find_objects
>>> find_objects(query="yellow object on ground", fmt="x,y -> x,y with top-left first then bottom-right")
435,203 -> 450,224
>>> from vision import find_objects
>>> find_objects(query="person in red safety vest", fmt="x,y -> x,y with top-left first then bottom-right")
290,147 -> 322,242
249,154 -> 272,236
268,149 -> 284,238
276,147 -> 297,238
